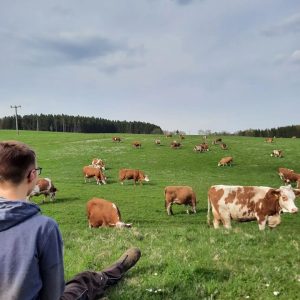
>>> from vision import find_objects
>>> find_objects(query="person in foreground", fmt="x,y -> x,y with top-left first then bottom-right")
0,140 -> 141,300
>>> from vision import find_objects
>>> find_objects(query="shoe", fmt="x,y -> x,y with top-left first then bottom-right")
102,247 -> 141,284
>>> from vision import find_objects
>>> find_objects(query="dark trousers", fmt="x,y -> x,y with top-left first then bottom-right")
61,268 -> 122,300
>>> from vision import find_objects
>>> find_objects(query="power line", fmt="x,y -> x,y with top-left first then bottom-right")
10,105 -> 21,135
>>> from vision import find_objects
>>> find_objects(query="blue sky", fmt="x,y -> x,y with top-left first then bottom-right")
0,0 -> 299,134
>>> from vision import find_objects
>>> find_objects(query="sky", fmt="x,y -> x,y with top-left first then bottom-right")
0,0 -> 299,134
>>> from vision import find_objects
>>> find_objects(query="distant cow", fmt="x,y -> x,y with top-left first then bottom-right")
265,137 -> 273,143
194,145 -> 205,152
112,137 -> 121,142
207,185 -> 299,230
171,141 -> 181,149
83,166 -> 106,185
119,169 -> 149,185
155,139 -> 161,145
218,156 -> 233,166
220,143 -> 228,150
132,141 -> 141,148
270,150 -> 283,158
164,186 -> 197,215
86,198 -> 132,228
278,167 -> 300,188
179,134 -> 185,140
29,178 -> 57,202
91,158 -> 106,170
165,134 -> 173,138
212,138 -> 222,145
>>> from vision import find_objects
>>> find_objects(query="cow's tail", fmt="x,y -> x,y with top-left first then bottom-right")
207,194 -> 211,227
164,187 -> 167,208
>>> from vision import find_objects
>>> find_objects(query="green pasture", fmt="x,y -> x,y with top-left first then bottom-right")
1,130 -> 300,299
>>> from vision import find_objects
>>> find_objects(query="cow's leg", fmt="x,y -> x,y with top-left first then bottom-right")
88,220 -> 92,229
167,203 -> 173,215
212,209 -> 221,229
256,215 -> 267,230
191,204 -> 196,214
220,211 -> 231,229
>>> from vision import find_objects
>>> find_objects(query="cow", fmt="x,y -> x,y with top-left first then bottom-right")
119,169 -> 149,185
278,168 -> 300,188
270,150 -> 283,158
112,137 -> 121,142
82,166 -> 106,185
265,137 -> 273,143
212,138 -> 222,145
86,198 -> 132,228
194,145 -> 205,152
207,185 -> 299,230
132,141 -> 141,148
155,139 -> 161,145
165,134 -> 173,138
179,134 -> 185,140
91,158 -> 106,170
171,141 -> 181,149
218,156 -> 233,167
28,178 -> 57,203
164,186 -> 197,216
220,143 -> 228,150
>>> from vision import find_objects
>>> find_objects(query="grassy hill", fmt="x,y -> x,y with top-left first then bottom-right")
1,130 -> 300,299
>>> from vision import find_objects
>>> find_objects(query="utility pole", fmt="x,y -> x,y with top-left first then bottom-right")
10,105 -> 21,135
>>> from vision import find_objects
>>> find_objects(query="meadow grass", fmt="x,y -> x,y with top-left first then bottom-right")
1,130 -> 300,299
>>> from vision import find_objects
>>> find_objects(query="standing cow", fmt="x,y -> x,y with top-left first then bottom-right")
207,185 -> 299,230
112,137 -> 121,142
119,169 -> 149,185
28,178 -> 57,203
132,141 -> 142,148
83,166 -> 106,185
164,186 -> 197,215
91,158 -> 106,170
86,198 -> 132,228
218,156 -> 233,166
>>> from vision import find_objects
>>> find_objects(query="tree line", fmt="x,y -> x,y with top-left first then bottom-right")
0,114 -> 163,134
237,125 -> 300,138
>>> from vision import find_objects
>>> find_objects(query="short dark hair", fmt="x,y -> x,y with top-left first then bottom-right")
0,141 -> 36,184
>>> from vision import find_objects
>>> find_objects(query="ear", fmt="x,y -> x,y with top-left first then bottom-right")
27,169 -> 36,183
271,189 -> 281,200
293,189 -> 300,197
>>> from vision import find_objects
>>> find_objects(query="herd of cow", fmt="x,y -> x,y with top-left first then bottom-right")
27,136 -> 300,231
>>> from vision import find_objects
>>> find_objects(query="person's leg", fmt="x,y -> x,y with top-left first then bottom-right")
60,248 -> 141,300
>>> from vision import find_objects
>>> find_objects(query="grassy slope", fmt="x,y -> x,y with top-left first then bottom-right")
1,130 -> 300,299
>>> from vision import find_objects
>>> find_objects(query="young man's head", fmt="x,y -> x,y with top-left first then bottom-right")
0,141 -> 37,187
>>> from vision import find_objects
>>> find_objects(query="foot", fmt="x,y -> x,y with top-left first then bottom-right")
102,248 -> 141,285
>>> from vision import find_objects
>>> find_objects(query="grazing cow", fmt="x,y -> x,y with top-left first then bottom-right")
91,158 -> 106,170
82,166 -> 106,185
86,198 -> 132,228
29,178 -> 57,202
119,169 -> 149,185
207,185 -> 299,230
265,137 -> 273,143
171,141 -> 181,149
278,168 -> 300,188
220,143 -> 228,150
194,143 -> 209,152
164,186 -> 197,215
132,141 -> 141,148
270,150 -> 283,158
112,137 -> 121,142
212,138 -> 222,145
218,156 -> 233,167
155,139 -> 161,145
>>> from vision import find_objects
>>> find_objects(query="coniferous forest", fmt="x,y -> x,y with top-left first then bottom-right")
0,114 -> 163,134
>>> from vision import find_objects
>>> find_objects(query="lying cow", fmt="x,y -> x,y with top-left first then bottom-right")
91,158 -> 106,170
28,178 -> 57,203
155,139 -> 161,145
207,185 -> 299,230
265,137 -> 273,143
86,198 -> 132,228
220,143 -> 228,150
164,186 -> 197,215
270,150 -> 283,158
132,141 -> 141,148
278,167 -> 300,187
194,143 -> 209,152
82,166 -> 106,185
218,156 -> 233,166
171,141 -> 181,149
212,138 -> 222,145
119,169 -> 149,185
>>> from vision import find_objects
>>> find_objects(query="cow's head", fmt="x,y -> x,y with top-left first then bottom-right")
278,185 -> 298,213
144,175 -> 150,182
115,221 -> 132,228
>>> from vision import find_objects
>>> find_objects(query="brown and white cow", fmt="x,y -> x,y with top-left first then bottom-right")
220,143 -> 228,150
112,137 -> 121,142
171,141 -> 181,149
218,156 -> 233,166
164,186 -> 197,215
194,143 -> 209,152
119,169 -> 149,185
155,139 -> 161,145
265,137 -> 273,143
212,138 -> 222,145
86,198 -> 132,228
132,141 -> 141,148
278,168 -> 300,187
29,178 -> 57,202
83,166 -> 106,185
207,185 -> 299,230
270,150 -> 283,158
91,158 -> 106,170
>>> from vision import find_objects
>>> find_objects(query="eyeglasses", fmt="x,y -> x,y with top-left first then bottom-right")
34,167 -> 42,175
